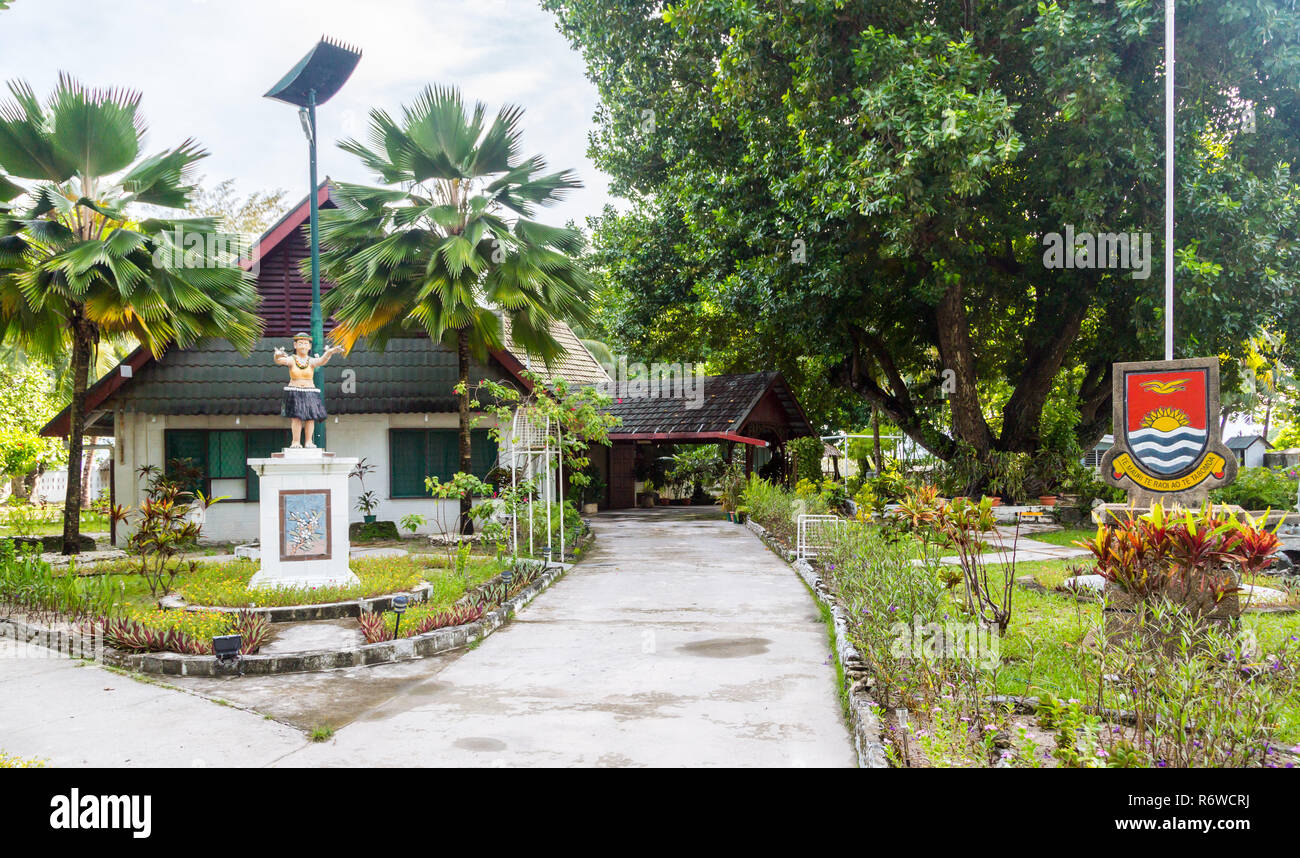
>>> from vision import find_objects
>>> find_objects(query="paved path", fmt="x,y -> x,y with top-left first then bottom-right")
939,525 -> 1092,566
0,508 -> 854,767
0,638 -> 305,767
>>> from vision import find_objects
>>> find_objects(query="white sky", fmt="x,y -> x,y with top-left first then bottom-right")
0,0 -> 613,227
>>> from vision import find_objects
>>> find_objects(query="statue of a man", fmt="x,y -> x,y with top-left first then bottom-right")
273,333 -> 344,448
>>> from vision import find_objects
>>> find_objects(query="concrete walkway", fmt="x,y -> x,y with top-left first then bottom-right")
0,508 -> 854,767
0,638 -> 306,767
938,525 -> 1092,566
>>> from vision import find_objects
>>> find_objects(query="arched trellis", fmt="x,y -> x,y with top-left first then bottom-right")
505,406 -> 565,565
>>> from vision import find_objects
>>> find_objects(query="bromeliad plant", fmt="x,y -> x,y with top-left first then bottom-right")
87,608 -> 269,655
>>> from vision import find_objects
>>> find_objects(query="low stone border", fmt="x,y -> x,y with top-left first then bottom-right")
159,583 -> 437,623
744,518 -> 890,769
0,559 -> 568,677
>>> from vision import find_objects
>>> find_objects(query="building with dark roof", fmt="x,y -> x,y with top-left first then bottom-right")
41,182 -> 816,535
1225,434 -> 1271,468
41,182 -> 609,541
601,371 -> 814,508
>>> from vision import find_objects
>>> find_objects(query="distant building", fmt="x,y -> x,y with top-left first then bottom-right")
1083,435 -> 1114,472
1225,434 -> 1271,469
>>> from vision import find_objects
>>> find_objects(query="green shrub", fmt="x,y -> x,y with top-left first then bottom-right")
0,540 -> 118,621
740,474 -> 819,544
789,435 -> 825,484
1209,467 -> 1296,510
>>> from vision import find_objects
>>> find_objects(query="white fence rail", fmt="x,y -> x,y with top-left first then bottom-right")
796,514 -> 843,562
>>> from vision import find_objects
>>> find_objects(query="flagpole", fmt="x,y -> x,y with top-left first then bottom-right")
1164,0 -> 1175,361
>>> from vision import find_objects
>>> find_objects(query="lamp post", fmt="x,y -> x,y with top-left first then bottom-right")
265,36 -> 362,447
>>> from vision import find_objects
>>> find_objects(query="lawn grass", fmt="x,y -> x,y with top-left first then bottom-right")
0,511 -> 109,538
1028,526 -> 1097,548
68,551 -> 507,609
1016,558 -> 1087,589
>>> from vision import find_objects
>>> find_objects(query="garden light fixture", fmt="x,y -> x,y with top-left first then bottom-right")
213,634 -> 243,675
391,594 -> 409,638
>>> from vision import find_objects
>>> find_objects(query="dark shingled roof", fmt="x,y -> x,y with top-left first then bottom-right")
109,337 -> 515,416
605,371 -> 812,437
1225,434 -> 1270,451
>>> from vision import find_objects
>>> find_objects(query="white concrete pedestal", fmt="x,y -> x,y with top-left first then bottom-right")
246,447 -> 360,589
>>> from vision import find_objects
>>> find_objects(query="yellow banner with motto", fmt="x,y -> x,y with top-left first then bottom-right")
1110,452 -> 1226,492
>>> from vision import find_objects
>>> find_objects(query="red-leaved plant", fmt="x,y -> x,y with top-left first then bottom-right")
1078,504 -> 1279,610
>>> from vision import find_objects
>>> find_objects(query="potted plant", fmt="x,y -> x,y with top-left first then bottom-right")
356,490 -> 380,523
350,458 -> 378,521
1037,494 -> 1058,507
581,471 -> 605,515
736,505 -> 749,524
637,480 -> 658,509
719,459 -> 744,522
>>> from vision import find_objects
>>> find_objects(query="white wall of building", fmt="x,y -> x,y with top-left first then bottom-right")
114,410 -> 504,543
1242,439 -> 1268,469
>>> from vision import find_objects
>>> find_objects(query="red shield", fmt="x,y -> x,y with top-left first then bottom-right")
1122,368 -> 1210,478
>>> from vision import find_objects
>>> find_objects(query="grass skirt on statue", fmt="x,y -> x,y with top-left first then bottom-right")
281,386 -> 327,421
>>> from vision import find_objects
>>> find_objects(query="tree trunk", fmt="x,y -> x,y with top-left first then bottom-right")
934,282 -> 994,455
1263,396 -> 1273,442
62,316 -> 95,555
871,406 -> 882,473
80,436 -> 95,507
457,327 -> 474,536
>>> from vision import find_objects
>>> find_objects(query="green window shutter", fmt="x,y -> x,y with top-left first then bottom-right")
245,429 -> 291,502
208,431 -> 247,479
471,430 -> 498,480
391,430 -> 427,498
164,430 -> 207,496
429,430 -> 458,482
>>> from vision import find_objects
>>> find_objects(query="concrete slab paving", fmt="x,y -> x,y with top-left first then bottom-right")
278,508 -> 855,767
0,639 -> 306,767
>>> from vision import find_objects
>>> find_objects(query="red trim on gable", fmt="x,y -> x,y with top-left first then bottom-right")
244,180 -> 331,272
488,348 -> 536,392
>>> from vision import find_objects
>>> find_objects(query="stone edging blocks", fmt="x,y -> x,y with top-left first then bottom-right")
743,518 -> 890,769
159,582 -> 438,623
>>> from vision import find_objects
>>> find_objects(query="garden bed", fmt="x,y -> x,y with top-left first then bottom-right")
0,560 -> 569,676
738,477 -> 1300,768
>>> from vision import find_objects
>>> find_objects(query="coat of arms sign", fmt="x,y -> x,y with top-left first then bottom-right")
1100,357 -> 1236,504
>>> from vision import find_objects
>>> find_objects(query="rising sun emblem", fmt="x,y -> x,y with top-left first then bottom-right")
1140,406 -> 1189,432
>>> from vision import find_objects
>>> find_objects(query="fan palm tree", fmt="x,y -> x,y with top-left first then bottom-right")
320,85 -> 592,533
0,75 -> 261,553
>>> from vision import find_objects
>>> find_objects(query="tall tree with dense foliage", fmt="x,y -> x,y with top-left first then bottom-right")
0,75 -> 261,552
319,85 -> 592,532
548,0 -> 1300,477
0,360 -> 65,496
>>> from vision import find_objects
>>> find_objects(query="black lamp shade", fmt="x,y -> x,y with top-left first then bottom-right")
213,634 -> 242,657
265,37 -> 362,108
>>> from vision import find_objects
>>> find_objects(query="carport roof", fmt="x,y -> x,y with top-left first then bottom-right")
605,371 -> 812,441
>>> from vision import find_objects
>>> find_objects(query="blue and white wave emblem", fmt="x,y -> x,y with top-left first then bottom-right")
1127,426 -> 1208,475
